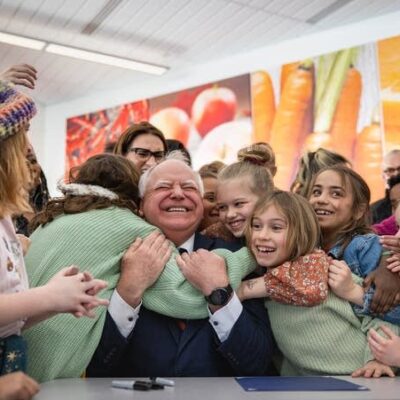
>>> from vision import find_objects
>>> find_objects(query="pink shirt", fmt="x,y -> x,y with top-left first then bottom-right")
372,215 -> 398,236
0,216 -> 29,338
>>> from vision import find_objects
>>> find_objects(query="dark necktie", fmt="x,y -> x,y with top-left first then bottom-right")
177,247 -> 188,330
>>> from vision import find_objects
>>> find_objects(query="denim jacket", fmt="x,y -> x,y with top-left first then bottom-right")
328,233 -> 381,277
328,233 -> 400,324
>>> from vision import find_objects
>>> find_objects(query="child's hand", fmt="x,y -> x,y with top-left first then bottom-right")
364,263 -> 400,314
0,371 -> 39,400
0,64 -> 37,89
379,235 -> 400,254
386,253 -> 400,275
328,260 -> 363,305
368,326 -> 400,368
351,359 -> 395,378
46,266 -> 109,318
72,270 -> 109,318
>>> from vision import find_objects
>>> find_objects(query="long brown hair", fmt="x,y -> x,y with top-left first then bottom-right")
308,165 -> 372,254
291,148 -> 350,197
114,121 -> 167,156
32,154 -> 140,228
0,129 -> 31,217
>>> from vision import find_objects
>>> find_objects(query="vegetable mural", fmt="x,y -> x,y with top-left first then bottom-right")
66,35 -> 400,201
252,39 -> 399,201
66,75 -> 252,173
66,100 -> 149,173
378,35 -> 400,151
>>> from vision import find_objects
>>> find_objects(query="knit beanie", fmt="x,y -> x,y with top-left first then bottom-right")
0,80 -> 37,142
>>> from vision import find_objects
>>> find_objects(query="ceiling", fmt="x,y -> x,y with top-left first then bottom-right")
1,0 -> 400,105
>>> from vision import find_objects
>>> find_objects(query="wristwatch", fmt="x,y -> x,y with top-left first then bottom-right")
205,284 -> 233,306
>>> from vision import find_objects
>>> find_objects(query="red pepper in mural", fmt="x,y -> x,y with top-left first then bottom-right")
66,100 -> 149,172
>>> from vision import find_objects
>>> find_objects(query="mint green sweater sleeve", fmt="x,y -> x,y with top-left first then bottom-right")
23,208 -> 255,381
143,246 -> 256,317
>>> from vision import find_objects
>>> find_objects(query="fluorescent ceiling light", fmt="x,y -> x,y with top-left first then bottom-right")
0,31 -> 46,50
45,44 -> 168,75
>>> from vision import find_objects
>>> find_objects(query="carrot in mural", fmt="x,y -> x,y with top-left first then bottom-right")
282,61 -> 315,143
251,71 -> 275,143
304,48 -> 354,153
354,115 -> 385,203
280,62 -> 299,93
270,60 -> 314,189
329,65 -> 362,159
378,35 -> 400,150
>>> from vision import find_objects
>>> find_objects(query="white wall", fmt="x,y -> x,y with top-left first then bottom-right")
36,10 -> 400,195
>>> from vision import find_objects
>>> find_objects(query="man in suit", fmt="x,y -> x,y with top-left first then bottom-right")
87,152 -> 275,377
371,149 -> 400,223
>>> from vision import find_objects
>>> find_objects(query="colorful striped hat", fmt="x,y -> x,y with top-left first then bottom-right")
0,80 -> 37,142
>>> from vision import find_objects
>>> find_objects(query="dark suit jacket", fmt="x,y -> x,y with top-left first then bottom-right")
370,194 -> 392,224
87,232 -> 275,377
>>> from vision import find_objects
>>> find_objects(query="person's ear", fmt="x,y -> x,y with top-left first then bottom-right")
354,203 -> 367,221
138,199 -> 144,217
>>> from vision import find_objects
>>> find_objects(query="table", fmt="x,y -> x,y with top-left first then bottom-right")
34,376 -> 400,400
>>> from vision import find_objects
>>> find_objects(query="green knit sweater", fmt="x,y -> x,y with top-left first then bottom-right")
266,289 -> 400,376
23,207 -> 256,382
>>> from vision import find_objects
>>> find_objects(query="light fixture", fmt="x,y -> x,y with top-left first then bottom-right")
0,31 -> 46,50
45,44 -> 168,75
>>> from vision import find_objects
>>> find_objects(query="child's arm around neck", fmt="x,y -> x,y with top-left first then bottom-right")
238,249 -> 329,306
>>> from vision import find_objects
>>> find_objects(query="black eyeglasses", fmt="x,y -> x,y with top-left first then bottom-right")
128,147 -> 165,161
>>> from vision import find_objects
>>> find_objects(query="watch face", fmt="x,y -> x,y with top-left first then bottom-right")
209,289 -> 229,305
206,285 -> 233,306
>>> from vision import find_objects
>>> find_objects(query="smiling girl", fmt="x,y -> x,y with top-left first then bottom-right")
215,153 -> 274,245
309,165 -> 400,324
237,190 -> 399,377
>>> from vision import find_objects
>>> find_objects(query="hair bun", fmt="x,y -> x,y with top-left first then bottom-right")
241,153 -> 266,166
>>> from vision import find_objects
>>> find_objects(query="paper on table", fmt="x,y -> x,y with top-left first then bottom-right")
235,377 -> 369,392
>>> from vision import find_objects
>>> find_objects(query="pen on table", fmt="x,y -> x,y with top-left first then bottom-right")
112,380 -> 163,391
150,377 -> 175,387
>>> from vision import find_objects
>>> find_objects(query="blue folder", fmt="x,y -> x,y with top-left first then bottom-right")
235,377 -> 369,391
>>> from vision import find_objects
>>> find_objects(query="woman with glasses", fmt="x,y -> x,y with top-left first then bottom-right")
114,122 -> 167,174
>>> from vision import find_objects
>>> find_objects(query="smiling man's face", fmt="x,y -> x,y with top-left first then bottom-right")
140,160 -> 204,245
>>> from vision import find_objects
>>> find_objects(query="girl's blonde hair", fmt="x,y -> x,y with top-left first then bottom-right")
0,129 -> 31,217
309,165 -> 372,253
237,142 -> 277,177
218,149 -> 274,197
245,190 -> 321,261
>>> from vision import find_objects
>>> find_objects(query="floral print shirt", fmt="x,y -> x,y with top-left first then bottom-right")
264,249 -> 329,306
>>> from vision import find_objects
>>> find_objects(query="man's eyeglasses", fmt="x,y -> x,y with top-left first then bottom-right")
384,166 -> 400,176
128,147 -> 165,161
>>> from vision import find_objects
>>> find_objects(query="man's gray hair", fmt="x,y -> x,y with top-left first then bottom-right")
138,150 -> 204,198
